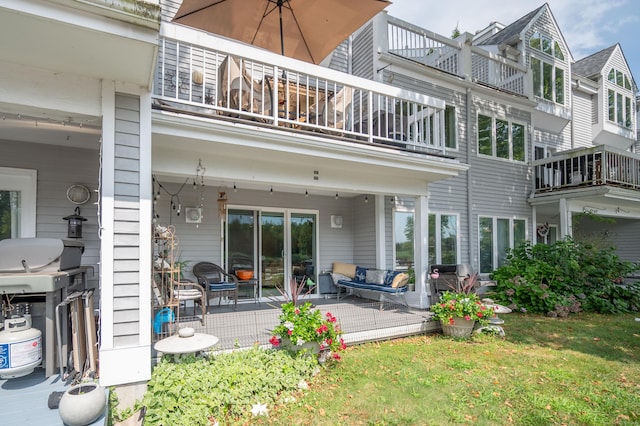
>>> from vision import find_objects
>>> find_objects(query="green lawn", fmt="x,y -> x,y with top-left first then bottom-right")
263,313 -> 640,425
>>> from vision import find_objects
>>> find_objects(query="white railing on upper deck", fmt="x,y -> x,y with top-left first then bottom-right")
386,16 -> 528,97
532,146 -> 640,193
154,24 -> 448,153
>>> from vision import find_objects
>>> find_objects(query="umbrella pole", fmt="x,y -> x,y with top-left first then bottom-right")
278,0 -> 285,56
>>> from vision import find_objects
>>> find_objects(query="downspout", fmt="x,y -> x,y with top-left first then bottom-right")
466,87 -> 473,266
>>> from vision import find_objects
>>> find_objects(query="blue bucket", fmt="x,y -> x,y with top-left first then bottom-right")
153,307 -> 175,334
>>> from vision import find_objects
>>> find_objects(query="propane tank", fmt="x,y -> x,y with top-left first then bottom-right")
0,313 -> 42,379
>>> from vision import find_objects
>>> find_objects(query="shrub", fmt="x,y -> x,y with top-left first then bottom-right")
140,347 -> 320,425
490,238 -> 640,316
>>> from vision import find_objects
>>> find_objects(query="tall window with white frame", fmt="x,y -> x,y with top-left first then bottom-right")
529,31 -> 566,105
607,67 -> 634,129
479,216 -> 526,274
478,114 -> 526,161
428,213 -> 458,266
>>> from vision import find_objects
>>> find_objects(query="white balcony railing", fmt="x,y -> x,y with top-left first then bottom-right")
532,146 -> 640,193
386,16 -> 528,97
153,26 -> 447,153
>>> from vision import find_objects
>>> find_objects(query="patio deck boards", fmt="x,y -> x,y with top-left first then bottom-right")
159,296 -> 439,353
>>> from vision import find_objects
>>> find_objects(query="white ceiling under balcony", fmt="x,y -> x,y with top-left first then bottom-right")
0,0 -> 160,89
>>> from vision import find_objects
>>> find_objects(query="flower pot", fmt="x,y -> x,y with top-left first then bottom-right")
281,337 -> 321,354
58,382 -> 107,426
440,317 -> 475,338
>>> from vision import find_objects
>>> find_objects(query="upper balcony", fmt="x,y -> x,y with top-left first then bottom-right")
153,24 -> 450,156
384,16 -> 529,98
532,146 -> 640,195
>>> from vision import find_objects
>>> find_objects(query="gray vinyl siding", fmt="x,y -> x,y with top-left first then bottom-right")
112,93 -> 142,347
351,22 -> 375,80
326,40 -> 350,74
0,139 -> 100,267
573,91 -> 593,147
353,197 -> 376,267
574,217 -> 640,263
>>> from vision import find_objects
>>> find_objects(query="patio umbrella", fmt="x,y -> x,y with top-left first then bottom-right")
173,0 -> 391,64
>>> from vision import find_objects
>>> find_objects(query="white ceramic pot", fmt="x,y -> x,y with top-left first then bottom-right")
58,382 -> 107,426
440,317 -> 476,338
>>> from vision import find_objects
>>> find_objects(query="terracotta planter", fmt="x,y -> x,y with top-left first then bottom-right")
58,382 -> 107,426
440,317 -> 475,338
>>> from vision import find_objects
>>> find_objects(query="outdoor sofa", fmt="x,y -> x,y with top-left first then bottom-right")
330,262 -> 410,309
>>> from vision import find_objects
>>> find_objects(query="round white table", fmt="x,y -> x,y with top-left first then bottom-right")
154,327 -> 219,354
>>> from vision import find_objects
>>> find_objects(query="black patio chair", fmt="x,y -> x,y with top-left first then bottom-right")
192,262 -> 238,310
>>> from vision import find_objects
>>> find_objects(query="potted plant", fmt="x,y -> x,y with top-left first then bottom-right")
269,301 -> 346,361
430,272 -> 494,337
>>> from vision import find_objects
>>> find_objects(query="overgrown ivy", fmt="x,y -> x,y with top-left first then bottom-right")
490,238 -> 640,317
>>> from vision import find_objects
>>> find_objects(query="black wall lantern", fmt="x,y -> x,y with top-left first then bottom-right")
63,207 -> 87,239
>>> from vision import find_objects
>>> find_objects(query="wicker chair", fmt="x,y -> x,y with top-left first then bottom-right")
192,262 -> 238,310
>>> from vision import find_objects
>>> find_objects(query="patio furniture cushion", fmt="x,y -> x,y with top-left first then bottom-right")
366,269 -> 385,285
384,270 -> 401,286
332,262 -> 356,278
336,279 -> 408,294
391,273 -> 410,288
207,281 -> 237,291
354,266 -> 367,283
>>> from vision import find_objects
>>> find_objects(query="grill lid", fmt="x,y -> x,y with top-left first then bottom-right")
0,238 -> 64,273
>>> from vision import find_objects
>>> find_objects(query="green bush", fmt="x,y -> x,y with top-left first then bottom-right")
140,347 -> 320,425
490,238 -> 640,316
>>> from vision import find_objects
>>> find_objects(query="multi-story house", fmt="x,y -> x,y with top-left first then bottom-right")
0,0 -> 637,399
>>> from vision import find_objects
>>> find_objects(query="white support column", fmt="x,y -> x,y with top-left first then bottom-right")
414,194 -> 429,309
532,206 -> 537,242
559,198 -> 572,238
99,80 -> 116,352
375,194 -> 386,269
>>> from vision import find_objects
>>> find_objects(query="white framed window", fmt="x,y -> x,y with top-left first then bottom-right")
479,216 -> 527,273
606,70 -> 634,129
428,212 -> 459,266
477,114 -> 526,162
0,167 -> 37,239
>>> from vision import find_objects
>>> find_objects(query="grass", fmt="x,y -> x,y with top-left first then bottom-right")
259,313 -> 640,425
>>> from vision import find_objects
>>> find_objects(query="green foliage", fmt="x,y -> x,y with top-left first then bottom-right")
270,302 -> 346,356
141,347 -> 319,425
490,238 -> 640,316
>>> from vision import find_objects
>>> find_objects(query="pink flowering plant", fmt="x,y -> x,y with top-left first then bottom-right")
270,301 -> 346,360
430,291 -> 493,326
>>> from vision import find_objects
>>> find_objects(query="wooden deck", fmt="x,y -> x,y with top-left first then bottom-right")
1,297 -> 437,426
156,296 -> 439,353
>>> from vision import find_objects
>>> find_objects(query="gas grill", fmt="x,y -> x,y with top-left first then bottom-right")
0,238 -> 88,377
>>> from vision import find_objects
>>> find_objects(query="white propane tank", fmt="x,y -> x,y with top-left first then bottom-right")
0,315 -> 42,379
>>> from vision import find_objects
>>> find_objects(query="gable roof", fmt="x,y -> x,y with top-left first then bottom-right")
478,4 -> 545,45
572,45 -> 617,79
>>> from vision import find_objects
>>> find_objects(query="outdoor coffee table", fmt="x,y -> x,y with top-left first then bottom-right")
154,327 -> 218,355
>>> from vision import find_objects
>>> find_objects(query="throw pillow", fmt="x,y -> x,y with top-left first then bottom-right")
354,266 -> 368,283
392,272 -> 410,288
384,270 -> 400,286
366,269 -> 385,285
332,262 -> 356,279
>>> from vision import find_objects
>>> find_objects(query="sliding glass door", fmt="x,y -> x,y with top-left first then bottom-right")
226,208 -> 317,300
